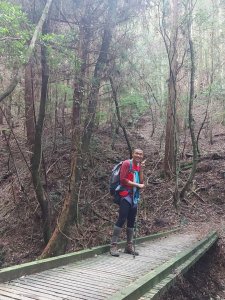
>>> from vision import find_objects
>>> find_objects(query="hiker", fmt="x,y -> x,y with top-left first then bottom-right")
110,148 -> 145,257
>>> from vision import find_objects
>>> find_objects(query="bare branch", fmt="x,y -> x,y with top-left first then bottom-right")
0,37 -> 21,41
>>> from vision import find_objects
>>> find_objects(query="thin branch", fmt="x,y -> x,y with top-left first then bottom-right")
53,2 -> 73,29
2,131 -> 24,191
0,37 -> 21,41
109,76 -> 132,158
0,106 -> 30,171
90,206 -> 114,224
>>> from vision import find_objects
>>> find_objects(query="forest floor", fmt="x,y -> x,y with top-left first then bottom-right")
1,104 -> 225,299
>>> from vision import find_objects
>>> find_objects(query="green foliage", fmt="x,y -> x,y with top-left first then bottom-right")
48,82 -> 74,110
96,111 -> 108,124
42,31 -> 80,74
120,93 -> 148,125
195,8 -> 212,28
0,1 -> 32,66
56,82 -> 74,99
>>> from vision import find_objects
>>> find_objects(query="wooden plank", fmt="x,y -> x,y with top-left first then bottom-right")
28,272 -> 119,291
0,287 -> 44,300
14,275 -> 115,296
0,228 -> 180,283
0,285 -> 63,300
141,233 -> 219,299
52,269 -> 129,286
0,284 -> 95,300
10,276 -> 111,299
109,231 -> 218,300
0,295 -> 19,300
1,231 -> 210,300
39,263 -> 129,283
8,282 -> 103,300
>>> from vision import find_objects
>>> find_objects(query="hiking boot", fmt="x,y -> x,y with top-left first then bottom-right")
124,242 -> 139,256
110,243 -> 120,257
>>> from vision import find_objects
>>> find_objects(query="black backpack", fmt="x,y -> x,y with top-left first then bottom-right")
109,160 -> 132,204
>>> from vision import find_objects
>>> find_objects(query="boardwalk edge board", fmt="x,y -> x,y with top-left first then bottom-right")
0,227 -> 180,283
141,231 -> 219,299
142,232 -> 218,300
109,231 -> 218,300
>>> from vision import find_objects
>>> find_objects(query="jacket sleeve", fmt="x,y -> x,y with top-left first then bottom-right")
120,160 -> 130,185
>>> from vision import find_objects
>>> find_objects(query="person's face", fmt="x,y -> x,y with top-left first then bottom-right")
132,149 -> 144,164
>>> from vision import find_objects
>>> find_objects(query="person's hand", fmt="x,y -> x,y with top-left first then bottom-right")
138,183 -> 145,189
141,159 -> 146,169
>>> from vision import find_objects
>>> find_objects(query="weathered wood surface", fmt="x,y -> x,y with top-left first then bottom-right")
0,232 -> 204,299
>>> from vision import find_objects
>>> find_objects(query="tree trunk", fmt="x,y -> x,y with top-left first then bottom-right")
82,0 -> 117,153
39,190 -> 75,258
163,0 -> 178,177
25,61 -> 36,146
70,3 -> 92,224
61,80 -> 68,139
31,16 -> 51,245
0,108 -> 3,125
109,76 -> 132,158
52,85 -> 58,151
40,1 -> 90,256
40,103 -> 82,258
5,97 -> 13,127
40,0 -> 118,258
180,0 -> 197,199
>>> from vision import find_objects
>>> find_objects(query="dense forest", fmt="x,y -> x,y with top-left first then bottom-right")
1,0 -> 225,298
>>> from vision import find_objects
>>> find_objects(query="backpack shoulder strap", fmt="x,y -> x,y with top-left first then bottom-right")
129,159 -> 133,172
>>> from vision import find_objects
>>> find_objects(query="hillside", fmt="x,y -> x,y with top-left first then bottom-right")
1,109 -> 225,298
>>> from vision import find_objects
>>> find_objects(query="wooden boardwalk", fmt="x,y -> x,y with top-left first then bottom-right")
0,231 -> 218,300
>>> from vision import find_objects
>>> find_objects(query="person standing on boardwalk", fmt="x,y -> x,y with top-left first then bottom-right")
110,148 -> 145,257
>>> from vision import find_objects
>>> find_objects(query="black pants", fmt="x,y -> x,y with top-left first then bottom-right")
115,198 -> 137,228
